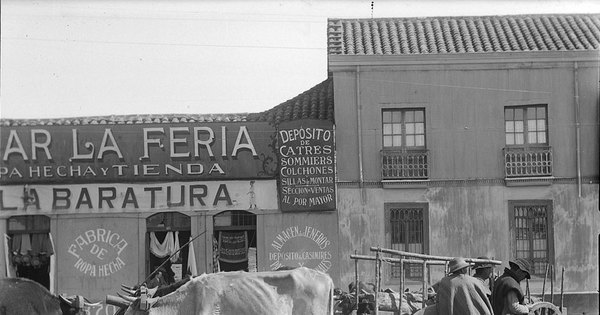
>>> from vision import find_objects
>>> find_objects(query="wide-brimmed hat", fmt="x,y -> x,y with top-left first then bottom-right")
448,257 -> 470,274
509,258 -> 532,279
472,256 -> 494,270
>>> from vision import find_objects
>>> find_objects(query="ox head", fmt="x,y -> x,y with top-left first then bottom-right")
58,295 -> 101,315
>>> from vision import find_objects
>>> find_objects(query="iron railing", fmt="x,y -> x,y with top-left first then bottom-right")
381,149 -> 428,180
503,146 -> 553,178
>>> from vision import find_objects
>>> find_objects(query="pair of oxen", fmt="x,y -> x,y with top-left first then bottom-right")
107,267 -> 335,315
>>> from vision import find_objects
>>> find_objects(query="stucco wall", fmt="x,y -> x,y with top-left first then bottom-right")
334,62 -> 599,183
336,183 -> 599,292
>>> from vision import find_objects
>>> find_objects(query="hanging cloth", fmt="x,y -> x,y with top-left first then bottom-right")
218,231 -> 248,264
49,233 -> 56,294
186,236 -> 198,276
149,232 -> 175,258
30,234 -> 44,256
41,234 -> 54,256
20,234 -> 32,255
170,231 -> 180,263
4,234 -> 16,277
212,236 -> 220,273
10,234 -> 22,254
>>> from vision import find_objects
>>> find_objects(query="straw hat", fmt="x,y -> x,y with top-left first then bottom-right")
448,257 -> 470,274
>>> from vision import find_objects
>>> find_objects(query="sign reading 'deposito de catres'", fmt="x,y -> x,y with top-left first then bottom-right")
278,119 -> 335,211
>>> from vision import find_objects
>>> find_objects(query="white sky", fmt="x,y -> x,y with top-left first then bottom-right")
1,0 -> 599,119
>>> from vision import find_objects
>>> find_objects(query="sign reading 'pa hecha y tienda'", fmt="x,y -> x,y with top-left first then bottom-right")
0,122 -> 277,184
278,119 -> 335,211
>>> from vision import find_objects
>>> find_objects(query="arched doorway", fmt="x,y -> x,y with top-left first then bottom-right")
7,215 -> 53,289
213,210 -> 256,272
146,212 -> 190,286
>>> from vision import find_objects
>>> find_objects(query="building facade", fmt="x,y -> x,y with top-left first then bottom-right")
0,80 -> 339,312
327,13 -> 599,308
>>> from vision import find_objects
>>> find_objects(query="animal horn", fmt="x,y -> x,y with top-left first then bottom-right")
58,295 -> 72,305
83,299 -> 102,307
106,295 -> 131,308
117,292 -> 138,303
121,284 -> 135,291
121,287 -> 137,296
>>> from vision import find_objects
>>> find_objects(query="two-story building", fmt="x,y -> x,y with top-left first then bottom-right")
327,13 -> 599,311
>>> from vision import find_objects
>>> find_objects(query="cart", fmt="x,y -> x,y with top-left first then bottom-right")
346,247 -> 564,315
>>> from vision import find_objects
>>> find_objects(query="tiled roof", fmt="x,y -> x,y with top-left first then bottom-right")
328,14 -> 600,55
247,77 -> 334,125
0,78 -> 334,126
1,113 -> 251,126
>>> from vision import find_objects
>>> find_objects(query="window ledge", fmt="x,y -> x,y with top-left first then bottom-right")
382,179 -> 429,189
505,176 -> 554,187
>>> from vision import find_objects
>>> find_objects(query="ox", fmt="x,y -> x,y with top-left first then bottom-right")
0,277 -> 99,315
110,267 -> 334,315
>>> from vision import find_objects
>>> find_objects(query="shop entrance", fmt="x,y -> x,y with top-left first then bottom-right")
145,212 -> 190,287
6,215 -> 53,289
213,210 -> 257,272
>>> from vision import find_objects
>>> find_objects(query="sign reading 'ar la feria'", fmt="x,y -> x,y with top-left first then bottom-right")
278,119 -> 335,211
0,122 -> 277,184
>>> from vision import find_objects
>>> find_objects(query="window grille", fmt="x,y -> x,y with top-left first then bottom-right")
512,202 -> 552,276
389,207 -> 425,279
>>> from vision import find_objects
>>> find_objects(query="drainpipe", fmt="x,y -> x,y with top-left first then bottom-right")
356,66 -> 366,204
574,62 -> 582,198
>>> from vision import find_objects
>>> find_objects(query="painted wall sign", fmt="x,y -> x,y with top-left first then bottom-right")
268,225 -> 333,273
0,122 -> 277,184
0,180 -> 277,213
278,119 -> 336,211
55,217 -> 140,301
67,229 -> 128,277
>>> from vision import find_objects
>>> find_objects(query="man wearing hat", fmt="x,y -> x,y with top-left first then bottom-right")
436,257 -> 493,315
491,258 -> 532,315
472,256 -> 495,299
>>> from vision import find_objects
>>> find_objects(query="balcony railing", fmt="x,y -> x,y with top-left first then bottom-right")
381,149 -> 429,180
503,146 -> 553,178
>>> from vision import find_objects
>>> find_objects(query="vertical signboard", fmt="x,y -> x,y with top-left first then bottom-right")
278,119 -> 335,211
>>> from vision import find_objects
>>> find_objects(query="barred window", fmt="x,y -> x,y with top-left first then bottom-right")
505,105 -> 548,146
510,201 -> 553,276
386,204 -> 428,280
383,109 -> 426,148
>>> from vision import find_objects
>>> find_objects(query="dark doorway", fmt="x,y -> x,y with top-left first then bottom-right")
146,212 -> 191,286
7,215 -> 52,290
213,210 -> 257,272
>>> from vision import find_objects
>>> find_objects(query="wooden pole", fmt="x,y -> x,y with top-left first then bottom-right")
354,250 -> 359,312
399,255 -> 404,306
560,267 -> 565,312
542,263 -> 549,301
550,264 -> 555,304
526,279 -> 530,303
422,261 -> 427,309
369,247 -> 502,265
374,249 -> 380,315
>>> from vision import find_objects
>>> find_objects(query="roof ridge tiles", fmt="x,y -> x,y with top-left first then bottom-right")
328,13 -> 600,55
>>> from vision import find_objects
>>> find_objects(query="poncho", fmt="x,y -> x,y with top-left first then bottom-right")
436,273 -> 493,315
